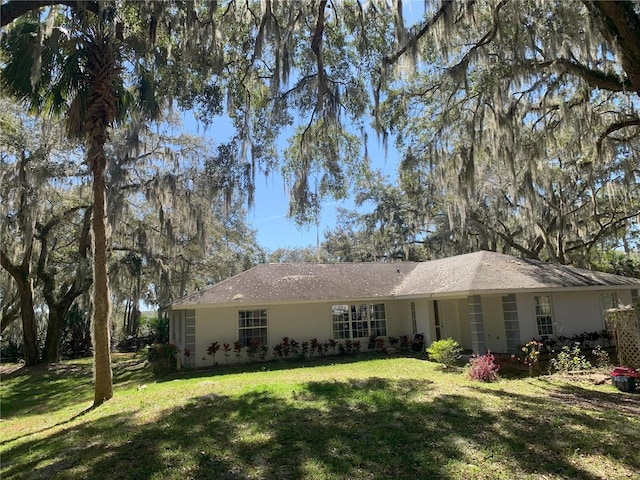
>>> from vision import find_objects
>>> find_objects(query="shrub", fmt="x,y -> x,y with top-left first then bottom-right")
206,341 -> 220,365
147,343 -> 178,374
273,337 -> 298,358
468,351 -> 500,382
412,333 -> 425,352
246,341 -> 261,362
591,344 -> 611,369
549,343 -> 592,373
521,338 -> 543,371
233,341 -> 243,359
426,338 -> 462,368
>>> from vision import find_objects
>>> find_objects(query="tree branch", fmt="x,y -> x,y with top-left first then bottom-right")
383,0 -> 454,66
596,117 -> 640,153
311,0 -> 328,112
448,0 -> 507,78
1,1 -> 99,28
586,0 -> 640,95
530,58 -> 631,92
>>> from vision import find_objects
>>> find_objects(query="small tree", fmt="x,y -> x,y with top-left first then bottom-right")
426,338 -> 462,368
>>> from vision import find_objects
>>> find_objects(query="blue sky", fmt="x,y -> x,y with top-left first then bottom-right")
182,113 -> 401,252
248,146 -> 399,252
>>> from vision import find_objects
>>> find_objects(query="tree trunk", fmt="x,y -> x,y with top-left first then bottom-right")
42,300 -> 73,363
590,1 -> 640,95
91,151 -> 113,406
38,205 -> 92,363
0,249 -> 39,365
18,276 -> 39,365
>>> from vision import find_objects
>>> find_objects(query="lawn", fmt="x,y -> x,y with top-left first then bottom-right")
1,353 -> 639,480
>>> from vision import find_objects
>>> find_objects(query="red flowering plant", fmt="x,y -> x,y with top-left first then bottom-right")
183,348 -> 191,368
468,351 -> 500,382
234,340 -> 243,360
309,338 -> 319,356
207,341 -> 220,366
222,343 -> 231,364
247,340 -> 261,362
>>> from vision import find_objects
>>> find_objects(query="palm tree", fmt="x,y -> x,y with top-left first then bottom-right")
2,6 -> 126,405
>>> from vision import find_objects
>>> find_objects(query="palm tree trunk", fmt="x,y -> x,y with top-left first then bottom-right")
91,147 -> 113,406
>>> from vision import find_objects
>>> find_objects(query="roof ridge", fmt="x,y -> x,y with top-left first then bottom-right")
165,263 -> 267,307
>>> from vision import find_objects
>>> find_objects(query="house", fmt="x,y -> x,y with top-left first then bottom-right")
168,250 -> 640,366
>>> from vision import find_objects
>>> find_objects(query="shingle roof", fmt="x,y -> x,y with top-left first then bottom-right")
395,250 -> 640,296
171,251 -> 640,307
171,262 -> 417,306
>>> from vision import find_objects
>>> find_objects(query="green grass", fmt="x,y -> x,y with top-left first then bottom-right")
1,353 -> 639,480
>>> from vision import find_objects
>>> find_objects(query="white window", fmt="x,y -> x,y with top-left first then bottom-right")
239,309 -> 268,346
600,292 -> 618,328
600,292 -> 618,313
331,303 -> 387,340
370,303 -> 387,337
332,305 -> 350,339
534,296 -> 554,336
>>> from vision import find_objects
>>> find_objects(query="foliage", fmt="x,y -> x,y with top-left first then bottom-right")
206,341 -> 220,365
426,338 -> 462,368
521,339 -> 543,370
591,345 -> 612,369
60,303 -> 92,359
246,341 -> 261,363
549,344 -> 593,373
222,343 -> 231,364
233,341 -> 243,360
468,351 -> 500,383
146,343 -> 178,374
273,337 -> 296,358
140,313 -> 169,345
338,339 -> 361,356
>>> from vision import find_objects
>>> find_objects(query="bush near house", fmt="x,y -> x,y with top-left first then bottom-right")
426,338 -> 462,368
549,344 -> 593,373
147,343 -> 178,374
468,351 -> 500,382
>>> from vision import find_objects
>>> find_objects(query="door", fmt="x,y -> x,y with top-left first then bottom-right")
438,299 -> 460,342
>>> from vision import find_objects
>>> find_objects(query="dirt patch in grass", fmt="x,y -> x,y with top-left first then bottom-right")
0,364 -> 24,376
543,372 -> 640,416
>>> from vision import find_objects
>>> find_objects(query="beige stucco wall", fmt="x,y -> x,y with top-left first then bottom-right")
517,289 -> 635,342
179,299 -> 416,368
170,287 -> 638,365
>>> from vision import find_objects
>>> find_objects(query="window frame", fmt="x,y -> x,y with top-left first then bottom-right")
238,308 -> 268,347
600,292 -> 619,329
331,302 -> 387,340
534,295 -> 554,336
